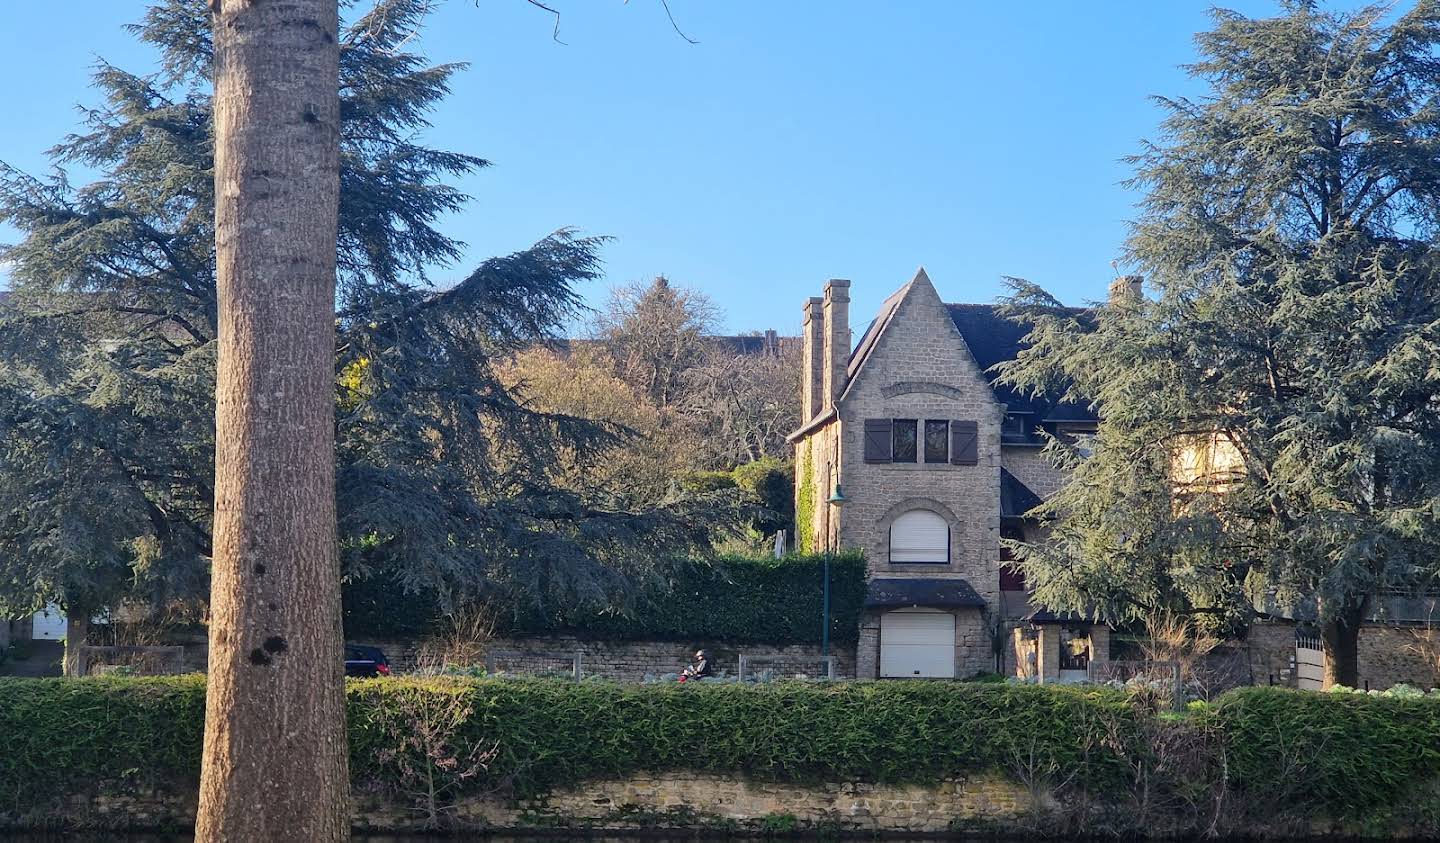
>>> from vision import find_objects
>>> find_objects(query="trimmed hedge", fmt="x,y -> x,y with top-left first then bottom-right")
0,676 -> 1134,812
5,678 -> 1438,827
344,552 -> 869,645
1212,686 -> 1440,813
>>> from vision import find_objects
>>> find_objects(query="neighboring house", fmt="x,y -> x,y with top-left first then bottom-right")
788,269 -> 1105,682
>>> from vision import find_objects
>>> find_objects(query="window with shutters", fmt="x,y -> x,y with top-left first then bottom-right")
950,420 -> 978,465
892,419 -> 918,463
864,418 -> 979,465
889,509 -> 949,564
924,420 -> 949,463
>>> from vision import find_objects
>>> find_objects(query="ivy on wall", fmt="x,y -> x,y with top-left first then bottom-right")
794,443 -> 816,554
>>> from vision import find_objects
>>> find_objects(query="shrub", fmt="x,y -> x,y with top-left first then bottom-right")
2,676 -> 1137,815
0,675 -> 206,814
1211,686 -> 1440,814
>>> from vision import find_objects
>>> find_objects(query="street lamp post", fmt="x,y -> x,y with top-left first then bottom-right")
823,483 -> 847,671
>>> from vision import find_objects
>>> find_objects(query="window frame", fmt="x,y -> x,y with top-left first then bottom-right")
891,418 -> 919,463
923,420 -> 949,463
887,509 -> 951,565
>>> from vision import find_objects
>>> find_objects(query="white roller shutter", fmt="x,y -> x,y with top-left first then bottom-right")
889,510 -> 949,563
880,610 -> 955,678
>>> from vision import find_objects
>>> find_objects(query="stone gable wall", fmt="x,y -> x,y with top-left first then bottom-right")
833,279 -> 1005,604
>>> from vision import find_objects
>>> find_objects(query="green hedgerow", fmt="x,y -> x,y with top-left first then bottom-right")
1212,686 -> 1440,814
346,552 -> 868,645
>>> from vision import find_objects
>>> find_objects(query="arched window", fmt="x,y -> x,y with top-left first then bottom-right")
889,510 -> 949,564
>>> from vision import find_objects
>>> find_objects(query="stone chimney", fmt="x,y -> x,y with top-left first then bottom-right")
801,297 -> 825,421
822,279 -> 851,407
1108,275 -> 1143,304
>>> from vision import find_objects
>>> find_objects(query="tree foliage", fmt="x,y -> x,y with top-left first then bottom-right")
998,1 -> 1440,684
502,275 -> 798,515
0,0 -> 725,623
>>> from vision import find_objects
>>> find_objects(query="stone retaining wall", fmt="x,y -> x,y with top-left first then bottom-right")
160,631 -> 857,682
362,636 -> 858,681
25,773 -> 1032,835
358,772 -> 1035,833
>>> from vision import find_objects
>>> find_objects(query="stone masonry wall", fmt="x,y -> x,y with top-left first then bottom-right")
1002,444 -> 1066,500
834,274 -> 1005,606
165,631 -> 856,681
30,772 -> 1034,835
1247,621 -> 1440,690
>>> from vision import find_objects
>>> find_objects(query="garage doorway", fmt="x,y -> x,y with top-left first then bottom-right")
880,608 -> 955,678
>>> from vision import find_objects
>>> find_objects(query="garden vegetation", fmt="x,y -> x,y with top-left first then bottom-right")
3,677 -> 1440,835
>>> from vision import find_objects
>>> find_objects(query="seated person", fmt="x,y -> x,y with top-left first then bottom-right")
679,649 -> 713,681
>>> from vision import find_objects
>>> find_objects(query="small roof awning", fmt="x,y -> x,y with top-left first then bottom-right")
1024,608 -> 1095,625
1000,469 -> 1044,520
865,578 -> 987,610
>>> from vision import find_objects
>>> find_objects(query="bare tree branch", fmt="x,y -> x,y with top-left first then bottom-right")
520,0 -> 566,44
654,0 -> 698,44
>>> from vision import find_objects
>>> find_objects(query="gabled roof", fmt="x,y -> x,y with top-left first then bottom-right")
841,270 -> 1095,425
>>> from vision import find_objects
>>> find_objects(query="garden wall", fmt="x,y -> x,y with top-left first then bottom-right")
360,635 -> 857,680
45,773 -> 1033,834
157,630 -> 856,680
1247,620 -> 1440,690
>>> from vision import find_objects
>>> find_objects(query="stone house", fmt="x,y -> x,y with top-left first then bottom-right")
788,269 -> 1107,682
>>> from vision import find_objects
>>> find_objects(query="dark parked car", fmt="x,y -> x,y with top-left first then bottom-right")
345,644 -> 391,677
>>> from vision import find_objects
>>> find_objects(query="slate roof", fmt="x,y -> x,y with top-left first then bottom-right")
944,303 -> 1096,425
1023,608 -> 1095,624
864,577 -> 988,610
551,332 -> 796,358
1000,468 -> 1044,519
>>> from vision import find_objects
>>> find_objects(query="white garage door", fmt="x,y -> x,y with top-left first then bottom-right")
880,610 -> 955,678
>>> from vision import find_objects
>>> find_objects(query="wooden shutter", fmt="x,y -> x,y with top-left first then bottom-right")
950,420 -> 978,465
864,418 -> 893,463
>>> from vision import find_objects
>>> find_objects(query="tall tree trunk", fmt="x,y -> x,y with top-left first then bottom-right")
62,609 -> 89,678
197,1 -> 348,841
1321,604 -> 1365,689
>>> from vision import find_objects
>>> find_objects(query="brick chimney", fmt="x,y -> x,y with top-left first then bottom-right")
801,297 -> 825,421
822,279 -> 851,406
1108,275 -> 1143,304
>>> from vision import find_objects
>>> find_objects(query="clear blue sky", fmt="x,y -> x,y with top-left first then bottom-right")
0,1 -> 1374,334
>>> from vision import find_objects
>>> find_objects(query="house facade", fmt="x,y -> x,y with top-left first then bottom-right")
789,270 -> 1106,682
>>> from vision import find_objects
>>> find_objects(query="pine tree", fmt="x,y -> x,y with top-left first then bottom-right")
197,0 -> 349,837
0,0 -> 725,656
999,1 -> 1440,688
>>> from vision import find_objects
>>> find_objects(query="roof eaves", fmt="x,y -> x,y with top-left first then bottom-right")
785,407 -> 838,443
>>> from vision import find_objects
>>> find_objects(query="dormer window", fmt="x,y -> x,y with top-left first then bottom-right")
1001,412 -> 1030,442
